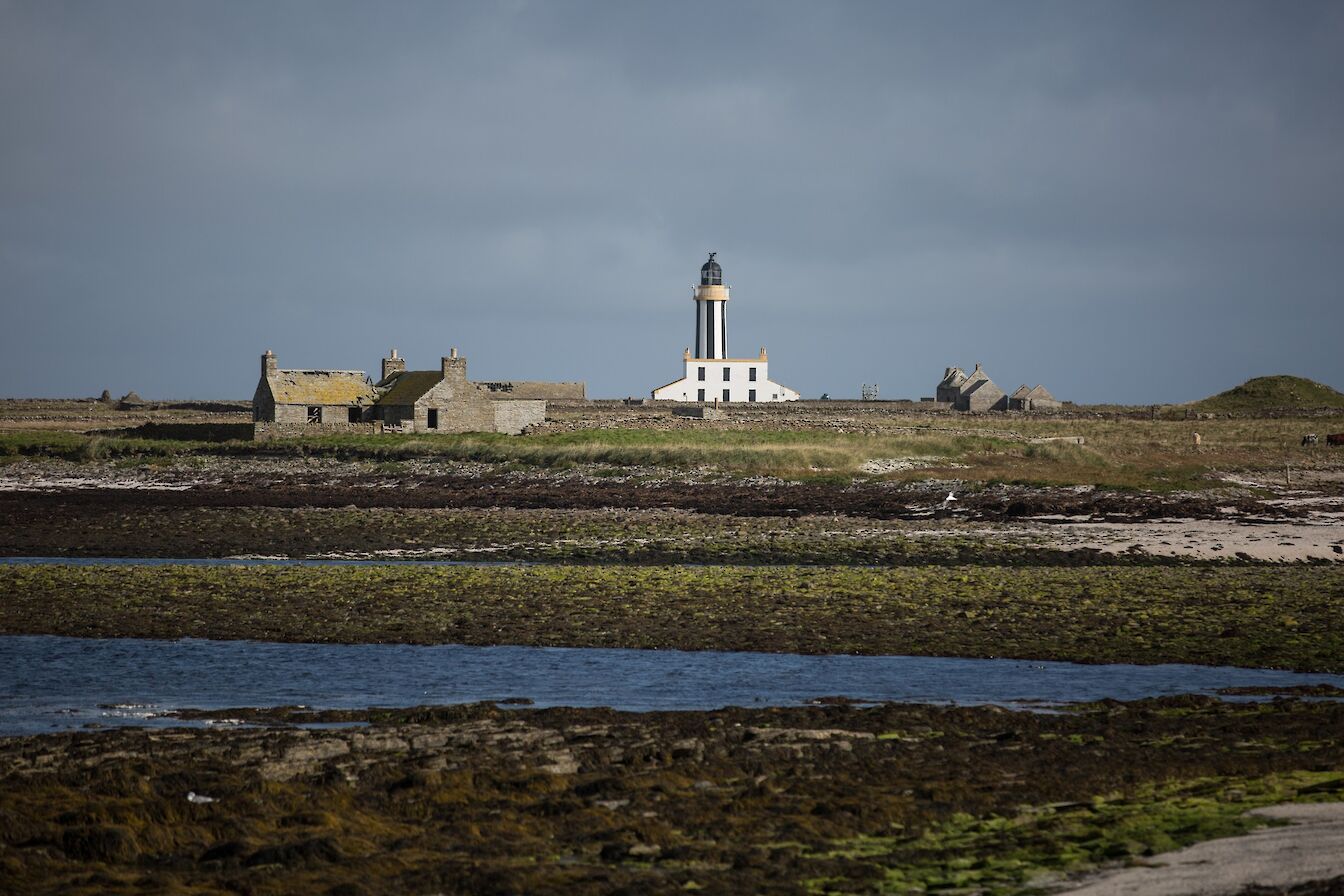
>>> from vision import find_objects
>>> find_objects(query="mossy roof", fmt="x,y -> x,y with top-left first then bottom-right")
375,371 -> 444,406
266,371 -> 377,405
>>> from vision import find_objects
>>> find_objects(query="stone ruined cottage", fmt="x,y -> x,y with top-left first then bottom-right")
252,349 -> 583,438
1007,384 -> 1062,411
934,363 -> 1064,412
936,363 -> 1008,411
251,357 -> 379,432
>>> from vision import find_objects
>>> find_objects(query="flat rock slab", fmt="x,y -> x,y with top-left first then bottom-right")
1059,802 -> 1344,896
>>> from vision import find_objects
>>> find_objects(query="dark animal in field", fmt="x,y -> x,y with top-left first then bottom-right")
1327,433 -> 1344,447
1302,434 -> 1318,446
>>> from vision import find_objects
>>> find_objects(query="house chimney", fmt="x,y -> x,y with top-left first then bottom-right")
442,349 -> 467,381
381,348 -> 405,381
262,350 -> 277,377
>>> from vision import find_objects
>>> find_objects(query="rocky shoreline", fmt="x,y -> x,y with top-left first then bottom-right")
3,697 -> 1343,895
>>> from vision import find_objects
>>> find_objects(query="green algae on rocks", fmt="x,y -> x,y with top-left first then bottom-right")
2,563 -> 1341,671
1,697 -> 1341,895
0,502 -> 1195,566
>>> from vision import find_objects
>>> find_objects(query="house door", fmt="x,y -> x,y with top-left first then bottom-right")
427,409 -> 439,430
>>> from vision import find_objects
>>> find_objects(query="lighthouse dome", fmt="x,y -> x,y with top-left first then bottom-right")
700,253 -> 722,286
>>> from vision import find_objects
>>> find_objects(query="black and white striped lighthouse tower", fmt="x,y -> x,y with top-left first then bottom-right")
693,252 -> 729,360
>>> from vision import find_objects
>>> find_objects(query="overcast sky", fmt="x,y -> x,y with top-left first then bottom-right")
2,1 -> 1341,402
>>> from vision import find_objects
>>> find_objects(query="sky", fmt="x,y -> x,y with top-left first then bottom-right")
1,1 -> 1342,403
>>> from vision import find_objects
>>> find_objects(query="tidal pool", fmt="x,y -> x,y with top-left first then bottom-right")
3,635 -> 1343,736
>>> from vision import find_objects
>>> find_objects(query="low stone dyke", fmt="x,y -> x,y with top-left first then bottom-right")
253,421 -> 384,439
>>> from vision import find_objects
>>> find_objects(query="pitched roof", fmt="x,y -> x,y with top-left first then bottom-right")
938,367 -> 966,387
1011,384 -> 1032,399
963,377 -> 1002,397
1026,385 -> 1056,401
962,365 -> 989,387
266,370 -> 376,405
375,370 -> 445,406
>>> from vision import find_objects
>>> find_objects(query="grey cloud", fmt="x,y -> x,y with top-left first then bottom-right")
1,0 -> 1341,402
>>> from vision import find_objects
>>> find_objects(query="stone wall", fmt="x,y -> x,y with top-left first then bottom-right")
254,421 -> 383,439
477,381 -> 586,400
673,406 -> 727,420
251,383 -> 275,423
271,404 -> 371,426
962,385 -> 1007,412
419,400 -> 496,434
491,400 -> 547,434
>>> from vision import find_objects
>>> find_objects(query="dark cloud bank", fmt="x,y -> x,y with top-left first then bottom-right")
1,0 -> 1341,402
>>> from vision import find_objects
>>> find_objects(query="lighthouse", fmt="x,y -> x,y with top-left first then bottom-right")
695,253 -> 729,359
652,254 -> 800,403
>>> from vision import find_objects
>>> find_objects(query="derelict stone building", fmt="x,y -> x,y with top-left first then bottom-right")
252,348 -> 583,437
934,363 -> 1063,412
1007,384 -> 1061,411
252,353 -> 379,432
936,364 -> 1007,411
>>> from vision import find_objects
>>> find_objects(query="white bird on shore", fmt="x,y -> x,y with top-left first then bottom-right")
186,791 -> 216,804
941,491 -> 957,507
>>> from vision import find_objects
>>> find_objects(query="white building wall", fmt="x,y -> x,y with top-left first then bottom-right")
652,359 -> 800,403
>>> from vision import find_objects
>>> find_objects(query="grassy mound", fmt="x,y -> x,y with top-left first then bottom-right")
1190,375 -> 1344,413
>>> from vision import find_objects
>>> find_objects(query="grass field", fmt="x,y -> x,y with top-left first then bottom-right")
0,410 -> 1337,489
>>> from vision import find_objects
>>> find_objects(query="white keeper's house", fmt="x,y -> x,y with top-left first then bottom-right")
651,254 -> 800,403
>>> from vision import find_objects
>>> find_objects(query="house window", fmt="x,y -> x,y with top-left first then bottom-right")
697,389 -> 705,402
749,367 -> 757,382
722,367 -> 731,382
347,407 -> 361,424
722,388 -> 730,401
307,406 -> 321,424
697,366 -> 706,381
427,409 -> 439,430
748,389 -> 756,402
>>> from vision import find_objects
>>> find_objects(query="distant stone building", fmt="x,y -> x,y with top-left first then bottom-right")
252,354 -> 380,433
934,363 -> 1062,412
936,366 -> 969,405
252,348 -> 582,437
652,254 -> 800,403
936,363 -> 1008,411
1008,384 -> 1062,411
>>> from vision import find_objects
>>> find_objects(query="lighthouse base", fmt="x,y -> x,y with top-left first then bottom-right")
652,357 -> 800,403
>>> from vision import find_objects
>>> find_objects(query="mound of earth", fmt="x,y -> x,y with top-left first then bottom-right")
1190,376 -> 1344,414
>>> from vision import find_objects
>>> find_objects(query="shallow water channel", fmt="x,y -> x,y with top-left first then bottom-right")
4,635 -> 1343,737
0,556 -> 521,567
